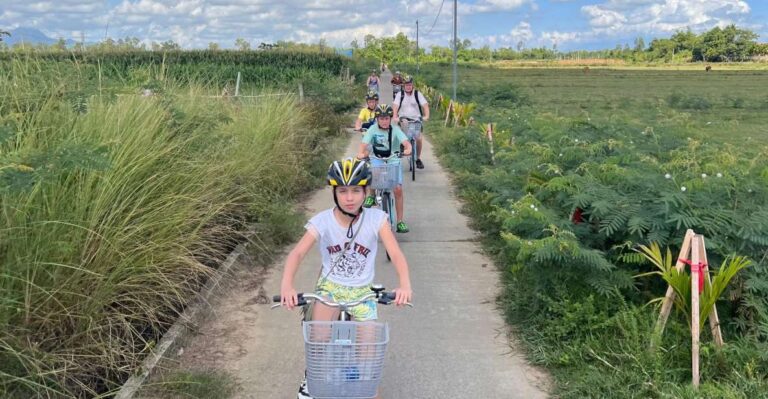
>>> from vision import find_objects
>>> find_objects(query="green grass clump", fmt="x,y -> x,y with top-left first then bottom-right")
0,54 -> 349,397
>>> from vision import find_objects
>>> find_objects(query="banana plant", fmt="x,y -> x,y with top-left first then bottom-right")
635,242 -> 751,329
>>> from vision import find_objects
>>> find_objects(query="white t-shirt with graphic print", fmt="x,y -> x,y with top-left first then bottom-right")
394,90 -> 429,120
305,207 -> 389,287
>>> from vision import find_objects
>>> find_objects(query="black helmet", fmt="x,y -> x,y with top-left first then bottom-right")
327,158 -> 370,187
374,104 -> 393,118
365,90 -> 379,101
403,75 -> 414,83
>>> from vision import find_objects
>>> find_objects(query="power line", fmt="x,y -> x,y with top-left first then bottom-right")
425,0 -> 446,36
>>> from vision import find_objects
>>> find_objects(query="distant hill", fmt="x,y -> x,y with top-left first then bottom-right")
3,27 -> 77,46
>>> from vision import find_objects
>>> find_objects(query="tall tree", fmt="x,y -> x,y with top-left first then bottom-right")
235,37 -> 250,51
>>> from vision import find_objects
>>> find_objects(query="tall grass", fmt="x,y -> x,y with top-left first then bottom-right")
0,56 -> 330,397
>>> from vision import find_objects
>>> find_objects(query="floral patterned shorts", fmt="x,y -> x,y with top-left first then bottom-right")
315,279 -> 378,321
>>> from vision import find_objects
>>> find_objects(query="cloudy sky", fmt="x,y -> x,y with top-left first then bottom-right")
1,0 -> 766,50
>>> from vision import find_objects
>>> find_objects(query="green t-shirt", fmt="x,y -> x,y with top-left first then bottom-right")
362,124 -> 409,158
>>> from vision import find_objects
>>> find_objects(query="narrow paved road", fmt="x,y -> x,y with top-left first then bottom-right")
169,71 -> 549,398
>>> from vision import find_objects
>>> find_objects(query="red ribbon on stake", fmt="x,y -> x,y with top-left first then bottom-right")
679,258 -> 707,294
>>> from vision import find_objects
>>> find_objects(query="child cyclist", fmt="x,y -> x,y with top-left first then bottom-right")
358,104 -> 413,233
280,158 -> 413,399
354,90 -> 379,133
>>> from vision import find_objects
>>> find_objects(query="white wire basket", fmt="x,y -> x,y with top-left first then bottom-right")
304,321 -> 389,398
369,163 -> 399,190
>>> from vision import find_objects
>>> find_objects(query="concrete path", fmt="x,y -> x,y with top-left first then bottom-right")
168,71 -> 549,398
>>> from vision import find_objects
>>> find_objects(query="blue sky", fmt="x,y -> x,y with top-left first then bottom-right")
1,1 -> 766,50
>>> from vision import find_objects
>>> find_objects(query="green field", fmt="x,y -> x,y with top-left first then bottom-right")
418,63 -> 768,146
423,63 -> 768,398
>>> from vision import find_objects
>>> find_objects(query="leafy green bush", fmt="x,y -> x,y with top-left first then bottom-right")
432,102 -> 768,396
668,92 -> 713,110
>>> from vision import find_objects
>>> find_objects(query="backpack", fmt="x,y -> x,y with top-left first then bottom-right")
398,90 -> 423,117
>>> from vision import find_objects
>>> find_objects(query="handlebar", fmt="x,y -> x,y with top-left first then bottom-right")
358,151 -> 404,162
272,286 -> 412,309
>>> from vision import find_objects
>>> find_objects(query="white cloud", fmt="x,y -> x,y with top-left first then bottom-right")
474,21 -> 534,47
471,0 -> 757,51
468,0 -> 532,12
0,0 -> 760,50
582,0 -> 751,35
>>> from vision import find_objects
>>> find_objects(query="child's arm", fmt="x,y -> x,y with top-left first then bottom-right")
379,222 -> 412,306
280,230 -> 317,309
358,131 -> 373,159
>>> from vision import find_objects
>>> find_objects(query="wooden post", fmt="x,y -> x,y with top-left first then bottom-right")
234,72 -> 241,97
298,83 -> 304,103
699,236 -> 724,346
691,235 -> 701,388
486,123 -> 495,164
654,229 -> 695,342
444,100 -> 453,127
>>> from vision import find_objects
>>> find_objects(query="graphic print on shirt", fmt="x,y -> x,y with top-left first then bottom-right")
327,242 -> 372,279
373,134 -> 390,152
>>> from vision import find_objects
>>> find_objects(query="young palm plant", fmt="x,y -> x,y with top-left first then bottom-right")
635,242 -> 751,330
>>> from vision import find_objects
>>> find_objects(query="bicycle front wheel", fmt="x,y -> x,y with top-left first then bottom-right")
410,139 -> 416,181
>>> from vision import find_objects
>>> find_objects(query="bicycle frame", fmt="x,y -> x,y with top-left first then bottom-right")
400,117 -> 421,181
362,153 -> 402,233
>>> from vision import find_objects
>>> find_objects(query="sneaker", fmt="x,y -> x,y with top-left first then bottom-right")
363,196 -> 376,208
298,377 -> 312,399
416,159 -> 424,169
396,221 -> 410,233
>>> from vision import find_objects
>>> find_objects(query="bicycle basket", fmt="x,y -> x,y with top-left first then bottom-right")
304,321 -> 389,399
369,163 -> 399,190
406,121 -> 422,138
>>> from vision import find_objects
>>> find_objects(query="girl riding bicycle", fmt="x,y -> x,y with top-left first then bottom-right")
280,158 -> 413,398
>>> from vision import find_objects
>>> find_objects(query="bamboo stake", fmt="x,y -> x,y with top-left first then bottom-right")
298,83 -> 304,103
444,100 -> 453,127
486,123 -> 495,164
654,229 -> 696,342
235,71 -> 241,97
691,235 -> 701,388
699,236 -> 724,346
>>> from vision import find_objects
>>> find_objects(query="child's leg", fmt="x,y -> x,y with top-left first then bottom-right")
310,302 -> 339,321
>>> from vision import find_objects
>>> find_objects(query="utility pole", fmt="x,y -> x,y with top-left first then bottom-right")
416,19 -> 420,74
452,0 -> 458,101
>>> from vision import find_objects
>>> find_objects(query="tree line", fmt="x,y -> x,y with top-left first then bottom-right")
0,34 -> 333,54
2,24 -> 765,63
353,25 -> 768,64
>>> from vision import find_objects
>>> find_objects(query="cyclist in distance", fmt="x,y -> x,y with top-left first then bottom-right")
357,104 -> 413,233
390,71 -> 404,100
354,90 -> 379,133
393,75 -> 430,169
279,158 -> 413,398
366,69 -> 380,94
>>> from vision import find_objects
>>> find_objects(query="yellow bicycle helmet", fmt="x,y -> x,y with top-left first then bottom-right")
327,157 -> 370,187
